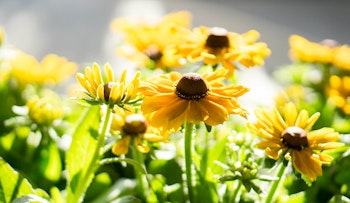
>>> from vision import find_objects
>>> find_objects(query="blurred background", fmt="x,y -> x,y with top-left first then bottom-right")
1,0 -> 350,71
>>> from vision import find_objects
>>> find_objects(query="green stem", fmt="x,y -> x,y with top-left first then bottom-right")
132,143 -> 148,202
230,181 -> 242,203
265,161 -> 288,203
73,106 -> 112,203
184,121 -> 195,203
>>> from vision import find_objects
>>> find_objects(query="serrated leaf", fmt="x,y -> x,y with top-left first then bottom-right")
66,105 -> 100,202
0,158 -> 35,203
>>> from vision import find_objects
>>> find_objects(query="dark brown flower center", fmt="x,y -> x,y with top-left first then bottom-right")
122,114 -> 148,135
281,126 -> 308,151
103,82 -> 116,102
175,73 -> 209,101
205,27 -> 229,50
143,45 -> 163,61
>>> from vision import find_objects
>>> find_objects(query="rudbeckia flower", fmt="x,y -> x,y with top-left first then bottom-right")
139,68 -> 249,132
163,26 -> 271,76
289,35 -> 334,63
76,63 -> 140,108
333,45 -> 350,71
248,102 -> 344,181
110,11 -> 191,69
327,75 -> 350,115
26,95 -> 64,126
110,107 -> 167,156
9,50 -> 77,87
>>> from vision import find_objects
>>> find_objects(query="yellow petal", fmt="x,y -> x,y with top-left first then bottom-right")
283,103 -> 298,126
112,136 -> 131,156
291,150 -> 322,182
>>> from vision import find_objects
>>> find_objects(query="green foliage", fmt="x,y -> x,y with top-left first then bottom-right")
0,158 -> 49,203
66,105 -> 101,202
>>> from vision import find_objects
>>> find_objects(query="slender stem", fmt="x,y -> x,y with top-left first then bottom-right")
74,106 -> 112,203
230,181 -> 242,203
265,161 -> 288,203
132,143 -> 147,202
184,121 -> 195,203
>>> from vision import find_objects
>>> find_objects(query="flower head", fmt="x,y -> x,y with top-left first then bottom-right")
110,107 -> 167,156
327,75 -> 350,115
289,35 -> 334,63
248,102 -> 344,181
333,45 -> 350,71
26,95 -> 64,126
9,50 -> 77,87
164,26 -> 271,76
111,11 -> 191,69
76,63 -> 140,108
139,68 -> 249,132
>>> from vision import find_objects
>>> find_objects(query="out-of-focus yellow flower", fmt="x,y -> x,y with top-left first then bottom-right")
333,45 -> 350,71
76,63 -> 140,108
275,85 -> 305,108
110,11 -> 191,69
9,50 -> 77,87
0,27 -> 4,46
27,95 -> 64,126
139,68 -> 249,132
289,35 -> 334,63
248,102 -> 344,182
327,75 -> 350,114
164,26 -> 271,76
110,107 -> 167,156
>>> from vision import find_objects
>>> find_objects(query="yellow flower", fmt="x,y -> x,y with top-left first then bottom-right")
76,63 -> 140,108
164,26 -> 271,76
289,35 -> 334,63
139,68 -> 249,132
248,102 -> 344,181
327,75 -> 350,114
27,95 -> 64,126
333,45 -> 350,71
110,11 -> 191,69
110,107 -> 167,156
9,50 -> 77,87
0,27 -> 4,46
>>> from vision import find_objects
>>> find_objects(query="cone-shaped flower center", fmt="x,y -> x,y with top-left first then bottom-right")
144,45 -> 163,61
205,27 -> 229,50
122,114 -> 148,135
175,73 -> 209,101
282,126 -> 308,150
319,39 -> 339,48
103,82 -> 116,102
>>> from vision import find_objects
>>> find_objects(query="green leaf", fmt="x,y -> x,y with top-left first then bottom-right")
90,178 -> 137,203
66,105 -> 100,202
12,194 -> 50,203
39,142 -> 62,182
0,157 -> 35,203
100,157 -> 147,175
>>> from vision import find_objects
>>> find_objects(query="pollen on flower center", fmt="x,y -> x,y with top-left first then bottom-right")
122,114 -> 148,135
175,73 -> 209,101
205,27 -> 229,50
103,82 -> 116,101
281,126 -> 309,150
144,45 -> 163,61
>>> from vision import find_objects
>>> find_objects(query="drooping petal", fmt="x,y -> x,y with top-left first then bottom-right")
292,150 -> 322,181
112,136 -> 131,156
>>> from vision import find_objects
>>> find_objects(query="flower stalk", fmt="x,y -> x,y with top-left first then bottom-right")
184,121 -> 195,203
132,140 -> 148,201
264,161 -> 288,203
